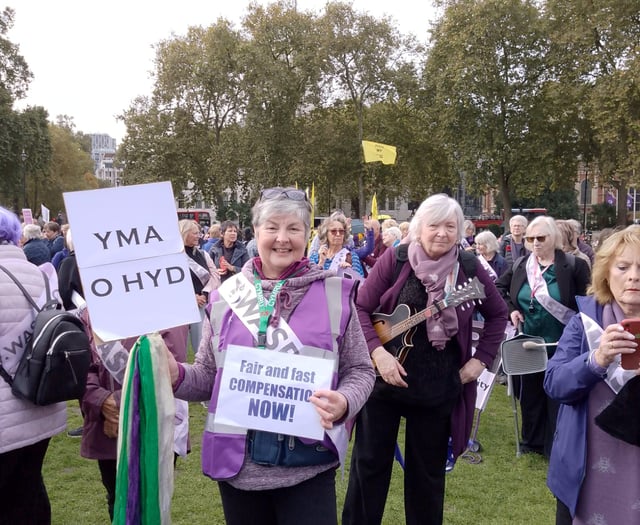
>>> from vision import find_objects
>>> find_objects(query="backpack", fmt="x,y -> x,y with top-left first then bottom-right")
0,265 -> 92,406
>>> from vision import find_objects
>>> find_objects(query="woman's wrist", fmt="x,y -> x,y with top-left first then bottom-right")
588,350 -> 609,377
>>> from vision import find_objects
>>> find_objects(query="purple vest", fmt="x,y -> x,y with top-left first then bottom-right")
201,277 -> 355,480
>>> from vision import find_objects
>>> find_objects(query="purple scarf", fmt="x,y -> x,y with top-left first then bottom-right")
408,242 -> 459,350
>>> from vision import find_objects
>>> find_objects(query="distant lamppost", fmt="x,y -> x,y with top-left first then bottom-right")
20,149 -> 27,210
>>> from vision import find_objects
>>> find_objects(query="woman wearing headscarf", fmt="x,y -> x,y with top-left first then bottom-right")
167,187 -> 374,525
342,194 -> 508,525
545,225 -> 640,524
496,216 -> 590,456
0,206 -> 66,524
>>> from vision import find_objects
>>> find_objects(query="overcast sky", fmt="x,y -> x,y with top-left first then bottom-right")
9,0 -> 438,144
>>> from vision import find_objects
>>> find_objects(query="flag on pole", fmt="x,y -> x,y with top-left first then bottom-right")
308,183 -> 315,252
362,140 -> 397,165
371,193 -> 378,219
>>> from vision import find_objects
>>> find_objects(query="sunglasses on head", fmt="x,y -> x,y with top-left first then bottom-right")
525,235 -> 547,243
260,187 -> 308,202
329,229 -> 345,236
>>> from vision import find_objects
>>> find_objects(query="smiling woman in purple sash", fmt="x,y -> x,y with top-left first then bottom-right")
167,187 -> 374,525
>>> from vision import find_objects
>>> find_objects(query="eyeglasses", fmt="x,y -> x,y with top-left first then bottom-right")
525,236 -> 547,243
260,187 -> 308,202
329,229 -> 345,236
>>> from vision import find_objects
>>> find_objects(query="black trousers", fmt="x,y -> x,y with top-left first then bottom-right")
98,459 -> 117,521
519,371 -> 559,457
218,468 -> 337,525
0,438 -> 51,525
342,396 -> 452,525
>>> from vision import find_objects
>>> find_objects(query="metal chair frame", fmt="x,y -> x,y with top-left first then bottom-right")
500,333 -> 549,457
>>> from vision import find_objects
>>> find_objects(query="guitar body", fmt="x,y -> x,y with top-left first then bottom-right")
372,305 -> 418,365
369,277 -> 486,374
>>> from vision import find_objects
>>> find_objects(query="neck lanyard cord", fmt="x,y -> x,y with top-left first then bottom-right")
253,275 -> 286,348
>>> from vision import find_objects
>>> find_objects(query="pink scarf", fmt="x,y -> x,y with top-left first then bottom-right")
407,242 -> 459,350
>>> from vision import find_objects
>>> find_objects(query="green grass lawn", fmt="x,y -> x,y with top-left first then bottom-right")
44,383 -> 555,524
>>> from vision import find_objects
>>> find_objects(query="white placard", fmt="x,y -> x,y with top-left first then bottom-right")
41,204 -> 50,222
475,368 -> 496,411
215,345 -> 334,440
63,182 -> 200,341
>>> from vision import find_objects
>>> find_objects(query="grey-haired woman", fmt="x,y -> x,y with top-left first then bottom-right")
168,188 -> 374,525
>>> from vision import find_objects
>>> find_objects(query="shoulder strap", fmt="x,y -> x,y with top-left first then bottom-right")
457,250 -> 477,278
0,264 -> 50,312
324,277 -> 346,353
512,254 -> 526,272
393,243 -> 409,281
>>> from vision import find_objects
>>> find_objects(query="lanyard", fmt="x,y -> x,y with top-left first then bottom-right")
253,276 -> 286,348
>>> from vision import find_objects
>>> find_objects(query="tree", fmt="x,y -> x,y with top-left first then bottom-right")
424,0 -> 579,223
320,2 -> 422,215
545,0 -> 640,225
0,7 -> 32,105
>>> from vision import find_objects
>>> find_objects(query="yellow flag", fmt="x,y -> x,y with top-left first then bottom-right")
371,193 -> 378,219
362,140 -> 397,165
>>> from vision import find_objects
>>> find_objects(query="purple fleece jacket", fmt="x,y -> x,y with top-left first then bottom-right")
175,261 -> 375,490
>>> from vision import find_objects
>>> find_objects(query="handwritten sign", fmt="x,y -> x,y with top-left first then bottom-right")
215,345 -> 334,440
63,182 -> 200,341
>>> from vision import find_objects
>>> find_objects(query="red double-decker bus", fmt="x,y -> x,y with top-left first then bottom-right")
472,208 -> 548,230
176,208 -> 213,227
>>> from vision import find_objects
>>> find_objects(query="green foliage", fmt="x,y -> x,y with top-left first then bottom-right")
589,202 -> 617,230
46,386 -> 554,523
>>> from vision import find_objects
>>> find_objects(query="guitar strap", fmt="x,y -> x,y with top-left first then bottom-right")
393,244 -> 477,281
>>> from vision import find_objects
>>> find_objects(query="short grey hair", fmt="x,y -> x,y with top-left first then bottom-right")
510,215 -> 528,228
23,223 -> 43,240
408,194 -> 464,243
526,216 -> 563,249
252,192 -> 312,239
474,230 -> 500,253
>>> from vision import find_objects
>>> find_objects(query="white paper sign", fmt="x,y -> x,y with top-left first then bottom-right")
475,368 -> 497,411
215,345 -> 334,440
41,204 -> 50,222
63,182 -> 200,341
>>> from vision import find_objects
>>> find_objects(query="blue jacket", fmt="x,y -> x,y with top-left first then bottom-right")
544,295 -> 604,517
22,238 -> 51,266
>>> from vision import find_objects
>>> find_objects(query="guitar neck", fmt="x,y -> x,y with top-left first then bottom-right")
389,300 -> 447,341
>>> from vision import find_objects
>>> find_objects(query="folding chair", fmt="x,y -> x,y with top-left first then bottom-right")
500,333 -> 548,457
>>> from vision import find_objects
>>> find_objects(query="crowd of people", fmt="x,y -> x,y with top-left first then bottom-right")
1,193 -> 639,525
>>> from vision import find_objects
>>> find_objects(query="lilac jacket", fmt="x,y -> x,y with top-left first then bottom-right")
0,247 -> 66,454
175,261 -> 375,490
356,246 -> 508,458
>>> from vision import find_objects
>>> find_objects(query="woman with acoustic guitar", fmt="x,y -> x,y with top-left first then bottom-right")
342,194 -> 508,525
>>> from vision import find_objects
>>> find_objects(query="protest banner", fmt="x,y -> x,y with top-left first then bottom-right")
21,208 -> 33,224
41,204 -> 50,222
215,345 -> 334,440
63,181 -> 200,341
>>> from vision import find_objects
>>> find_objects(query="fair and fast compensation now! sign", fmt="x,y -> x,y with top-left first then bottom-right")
63,182 -> 200,341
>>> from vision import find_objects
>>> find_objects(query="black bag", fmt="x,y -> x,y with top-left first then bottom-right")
0,265 -> 92,405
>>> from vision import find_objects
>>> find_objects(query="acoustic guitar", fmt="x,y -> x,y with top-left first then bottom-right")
371,277 -> 486,368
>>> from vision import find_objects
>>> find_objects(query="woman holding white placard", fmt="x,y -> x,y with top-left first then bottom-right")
167,187 -> 374,525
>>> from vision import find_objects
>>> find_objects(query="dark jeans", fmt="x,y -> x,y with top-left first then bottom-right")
218,468 -> 337,525
0,438 -> 51,525
555,498 -> 573,525
98,459 -> 117,521
342,396 -> 452,525
519,371 -> 559,457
